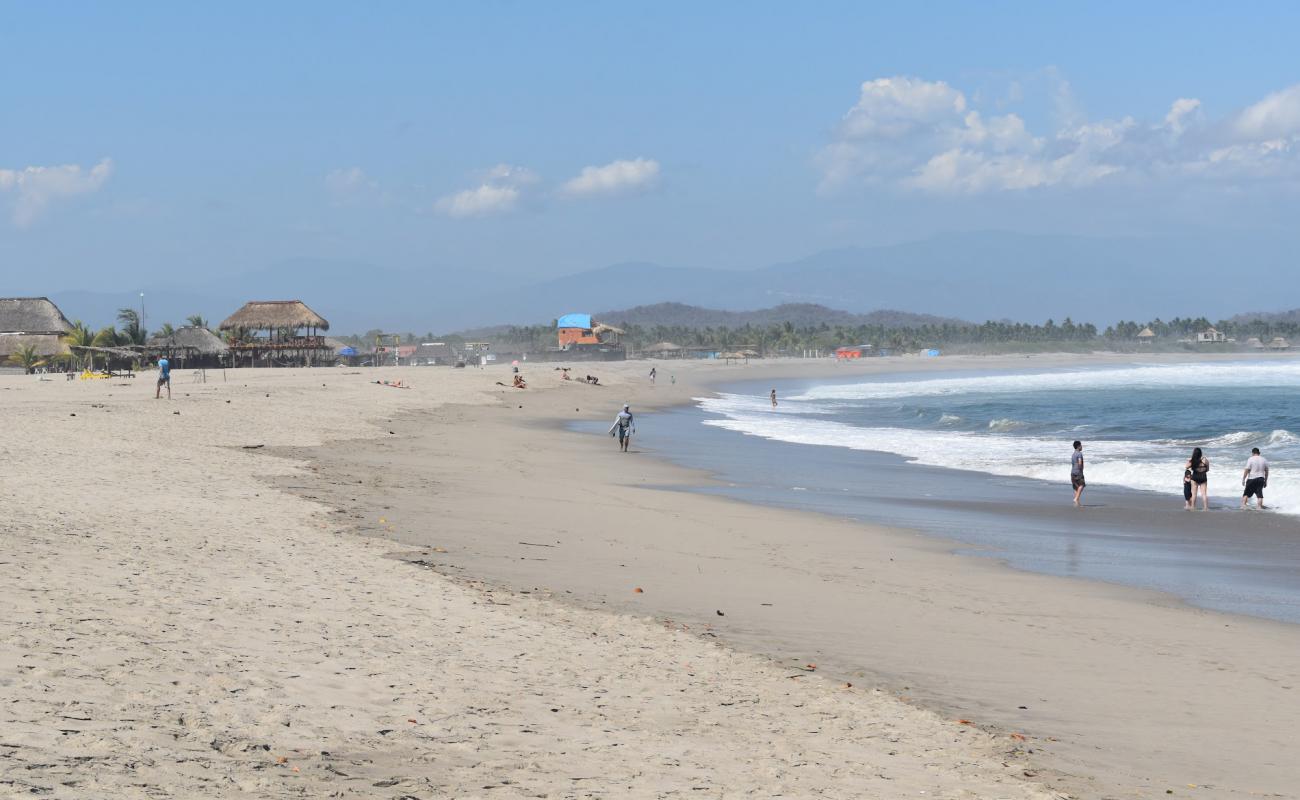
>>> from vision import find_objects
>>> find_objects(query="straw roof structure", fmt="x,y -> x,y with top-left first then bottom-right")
0,297 -> 73,358
218,301 -> 329,332
149,326 -> 229,355
643,341 -> 682,353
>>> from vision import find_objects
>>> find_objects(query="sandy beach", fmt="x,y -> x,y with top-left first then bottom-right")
2,362 -> 1060,799
294,353 -> 1299,799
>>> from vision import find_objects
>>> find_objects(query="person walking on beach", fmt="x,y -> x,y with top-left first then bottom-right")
155,357 -> 171,400
1241,447 -> 1269,510
1070,440 -> 1086,506
649,367 -> 656,384
610,404 -> 635,452
1186,447 -> 1210,511
770,388 -> 778,408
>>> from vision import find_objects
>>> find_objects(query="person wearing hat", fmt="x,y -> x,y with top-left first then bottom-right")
609,403 -> 635,452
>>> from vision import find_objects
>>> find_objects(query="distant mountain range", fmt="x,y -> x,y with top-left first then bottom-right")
596,302 -> 967,329
27,230 -> 1300,334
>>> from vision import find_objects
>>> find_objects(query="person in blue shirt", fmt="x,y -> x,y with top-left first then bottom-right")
155,357 -> 171,399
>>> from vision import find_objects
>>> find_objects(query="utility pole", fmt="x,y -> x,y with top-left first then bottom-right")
140,292 -> 146,338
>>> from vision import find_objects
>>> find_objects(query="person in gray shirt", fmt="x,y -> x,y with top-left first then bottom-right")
1241,447 -> 1269,510
1071,440 -> 1085,506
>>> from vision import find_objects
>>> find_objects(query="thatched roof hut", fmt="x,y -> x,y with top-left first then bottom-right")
218,301 -> 329,332
0,297 -> 73,358
644,341 -> 681,353
149,326 -> 229,356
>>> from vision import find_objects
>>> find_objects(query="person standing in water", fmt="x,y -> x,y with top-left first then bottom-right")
770,388 -> 778,408
1070,440 -> 1086,506
155,357 -> 171,400
1186,447 -> 1210,511
1241,447 -> 1269,510
609,403 -> 635,452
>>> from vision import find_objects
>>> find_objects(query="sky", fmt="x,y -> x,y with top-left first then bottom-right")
3,1 -> 1300,296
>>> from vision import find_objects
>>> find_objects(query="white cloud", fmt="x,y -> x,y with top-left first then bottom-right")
560,158 -> 659,197
324,166 -> 383,205
1231,84 -> 1300,139
819,75 -> 1300,194
840,77 -> 966,139
435,163 -> 538,218
1164,98 -> 1201,135
482,163 -> 540,185
0,158 -> 113,226
435,183 -> 520,217
325,166 -> 376,194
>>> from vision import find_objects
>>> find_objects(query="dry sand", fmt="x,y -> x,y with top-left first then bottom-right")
1,363 -> 1059,799
289,353 -> 1300,800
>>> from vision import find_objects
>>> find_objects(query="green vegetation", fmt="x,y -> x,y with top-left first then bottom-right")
7,344 -> 46,374
332,311 -> 1300,356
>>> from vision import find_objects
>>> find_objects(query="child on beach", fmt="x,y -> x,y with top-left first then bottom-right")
1183,467 -> 1194,509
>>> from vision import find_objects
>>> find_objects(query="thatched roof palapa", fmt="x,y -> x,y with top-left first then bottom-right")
148,326 -> 229,355
643,341 -> 682,353
218,301 -> 329,332
0,297 -> 74,358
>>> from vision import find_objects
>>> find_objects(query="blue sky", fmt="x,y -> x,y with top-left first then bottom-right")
3,1 -> 1300,294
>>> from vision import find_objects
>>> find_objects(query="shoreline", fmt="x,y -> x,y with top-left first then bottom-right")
286,353 -> 1300,799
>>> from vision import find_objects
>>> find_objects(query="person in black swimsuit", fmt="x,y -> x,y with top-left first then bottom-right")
1186,447 -> 1210,511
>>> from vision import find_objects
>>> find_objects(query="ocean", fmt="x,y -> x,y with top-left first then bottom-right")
702,360 -> 1300,515
632,359 -> 1300,624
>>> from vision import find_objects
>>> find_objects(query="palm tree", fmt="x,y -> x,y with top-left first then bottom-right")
9,343 -> 46,374
62,320 -> 95,369
93,326 -> 120,347
158,322 -> 176,337
185,314 -> 208,329
116,308 -> 146,345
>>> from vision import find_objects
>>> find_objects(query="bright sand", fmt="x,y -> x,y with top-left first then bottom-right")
3,355 -> 1297,798
2,362 -> 1055,799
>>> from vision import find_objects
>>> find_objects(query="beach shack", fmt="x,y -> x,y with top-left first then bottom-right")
1196,327 -> 1227,344
1137,327 -> 1156,344
1269,337 -> 1291,350
147,326 -> 229,368
555,313 -> 626,360
835,345 -> 870,359
643,341 -> 683,359
218,300 -> 332,366
0,297 -> 72,368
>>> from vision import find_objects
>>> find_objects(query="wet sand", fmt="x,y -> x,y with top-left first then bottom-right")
288,356 -> 1300,799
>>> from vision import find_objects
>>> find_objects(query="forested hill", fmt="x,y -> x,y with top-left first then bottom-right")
597,302 -> 968,330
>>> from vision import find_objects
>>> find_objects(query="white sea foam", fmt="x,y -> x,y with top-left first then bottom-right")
791,361 -> 1300,402
698,390 -> 1300,515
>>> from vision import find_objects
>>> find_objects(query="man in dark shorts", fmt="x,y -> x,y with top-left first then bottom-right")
1070,440 -> 1085,506
1241,447 -> 1269,509
155,357 -> 171,400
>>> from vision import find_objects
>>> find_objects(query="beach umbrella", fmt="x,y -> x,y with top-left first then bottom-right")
338,346 -> 357,356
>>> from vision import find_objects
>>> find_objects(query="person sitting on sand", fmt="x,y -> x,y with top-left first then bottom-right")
155,357 -> 171,400
1186,447 -> 1210,511
609,404 -> 635,452
585,374 -> 600,385
513,374 -> 527,389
